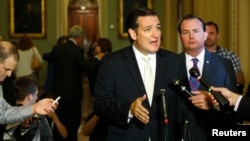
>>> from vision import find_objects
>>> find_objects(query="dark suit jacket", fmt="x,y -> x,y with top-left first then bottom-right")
237,89 -> 250,120
43,40 -> 98,141
43,40 -> 97,101
178,50 -> 238,141
94,45 -> 183,141
245,82 -> 250,97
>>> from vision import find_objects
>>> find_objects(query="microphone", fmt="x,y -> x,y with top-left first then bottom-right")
160,89 -> 168,124
172,79 -> 194,97
189,67 -> 229,110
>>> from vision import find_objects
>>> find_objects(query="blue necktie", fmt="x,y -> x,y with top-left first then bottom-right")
189,58 -> 200,91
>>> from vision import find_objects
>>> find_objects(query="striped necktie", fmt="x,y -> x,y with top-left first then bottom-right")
189,58 -> 200,91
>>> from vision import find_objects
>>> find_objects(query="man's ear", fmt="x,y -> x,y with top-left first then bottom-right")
27,93 -> 33,102
128,28 -> 137,40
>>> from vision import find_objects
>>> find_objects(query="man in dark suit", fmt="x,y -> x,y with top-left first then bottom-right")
177,14 -> 239,141
93,7 -> 183,141
43,25 -> 98,141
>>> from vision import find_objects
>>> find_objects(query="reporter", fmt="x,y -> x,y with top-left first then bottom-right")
0,41 -> 58,124
211,86 -> 250,120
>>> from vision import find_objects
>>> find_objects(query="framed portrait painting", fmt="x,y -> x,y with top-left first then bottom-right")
9,0 -> 46,38
118,0 -> 153,38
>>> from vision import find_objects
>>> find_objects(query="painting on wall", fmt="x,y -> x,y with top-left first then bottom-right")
9,0 -> 46,38
118,0 -> 153,38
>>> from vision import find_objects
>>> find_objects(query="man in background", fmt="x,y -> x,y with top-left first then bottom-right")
205,21 -> 245,94
43,25 -> 98,141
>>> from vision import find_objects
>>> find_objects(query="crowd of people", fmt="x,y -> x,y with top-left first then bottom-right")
0,6 -> 249,141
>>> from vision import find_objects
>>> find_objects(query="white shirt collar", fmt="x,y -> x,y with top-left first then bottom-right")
69,38 -> 77,45
132,45 -> 156,80
132,45 -> 156,61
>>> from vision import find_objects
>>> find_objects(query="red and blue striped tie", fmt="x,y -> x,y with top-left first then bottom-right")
189,58 -> 200,91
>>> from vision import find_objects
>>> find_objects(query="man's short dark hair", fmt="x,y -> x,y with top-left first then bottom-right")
126,7 -> 158,43
177,14 -> 206,34
205,21 -> 219,33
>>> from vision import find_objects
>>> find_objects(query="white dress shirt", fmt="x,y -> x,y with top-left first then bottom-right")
185,49 -> 205,79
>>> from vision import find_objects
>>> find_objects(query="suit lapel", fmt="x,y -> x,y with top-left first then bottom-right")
154,51 -> 167,97
178,52 -> 194,90
201,50 -> 218,90
124,46 -> 147,97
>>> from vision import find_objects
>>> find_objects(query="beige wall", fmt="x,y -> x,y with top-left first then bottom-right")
238,0 -> 250,92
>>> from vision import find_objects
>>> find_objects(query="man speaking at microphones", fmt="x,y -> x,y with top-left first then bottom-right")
93,7 -> 184,141
177,14 -> 239,141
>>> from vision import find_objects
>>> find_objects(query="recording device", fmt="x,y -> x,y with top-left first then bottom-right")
52,96 -> 61,105
189,67 -> 229,110
171,79 -> 194,97
160,89 -> 168,124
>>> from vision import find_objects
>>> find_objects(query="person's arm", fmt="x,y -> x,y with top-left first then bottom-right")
0,98 -> 33,124
81,114 -> 100,136
33,47 -> 43,63
47,112 -> 68,138
212,86 -> 250,120
0,98 -> 57,124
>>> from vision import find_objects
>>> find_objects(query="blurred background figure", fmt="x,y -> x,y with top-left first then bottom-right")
43,35 -> 69,92
39,91 -> 68,140
93,38 -> 112,60
87,37 -> 112,96
14,34 -> 43,80
81,37 -> 112,141
43,25 -> 98,141
86,34 -> 100,59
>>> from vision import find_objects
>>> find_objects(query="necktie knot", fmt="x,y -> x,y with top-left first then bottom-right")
192,58 -> 199,69
143,56 -> 150,63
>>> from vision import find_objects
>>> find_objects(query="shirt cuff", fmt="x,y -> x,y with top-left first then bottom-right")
127,110 -> 133,123
234,95 -> 243,111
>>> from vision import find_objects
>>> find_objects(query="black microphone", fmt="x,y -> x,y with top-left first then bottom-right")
172,79 -> 194,97
189,67 -> 229,110
160,89 -> 168,124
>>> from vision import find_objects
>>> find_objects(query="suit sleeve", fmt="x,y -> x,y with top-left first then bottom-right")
236,96 -> 250,120
0,98 -> 33,124
93,56 -> 131,126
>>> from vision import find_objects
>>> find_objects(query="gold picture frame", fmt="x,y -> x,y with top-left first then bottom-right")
118,0 -> 153,38
9,0 -> 46,38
